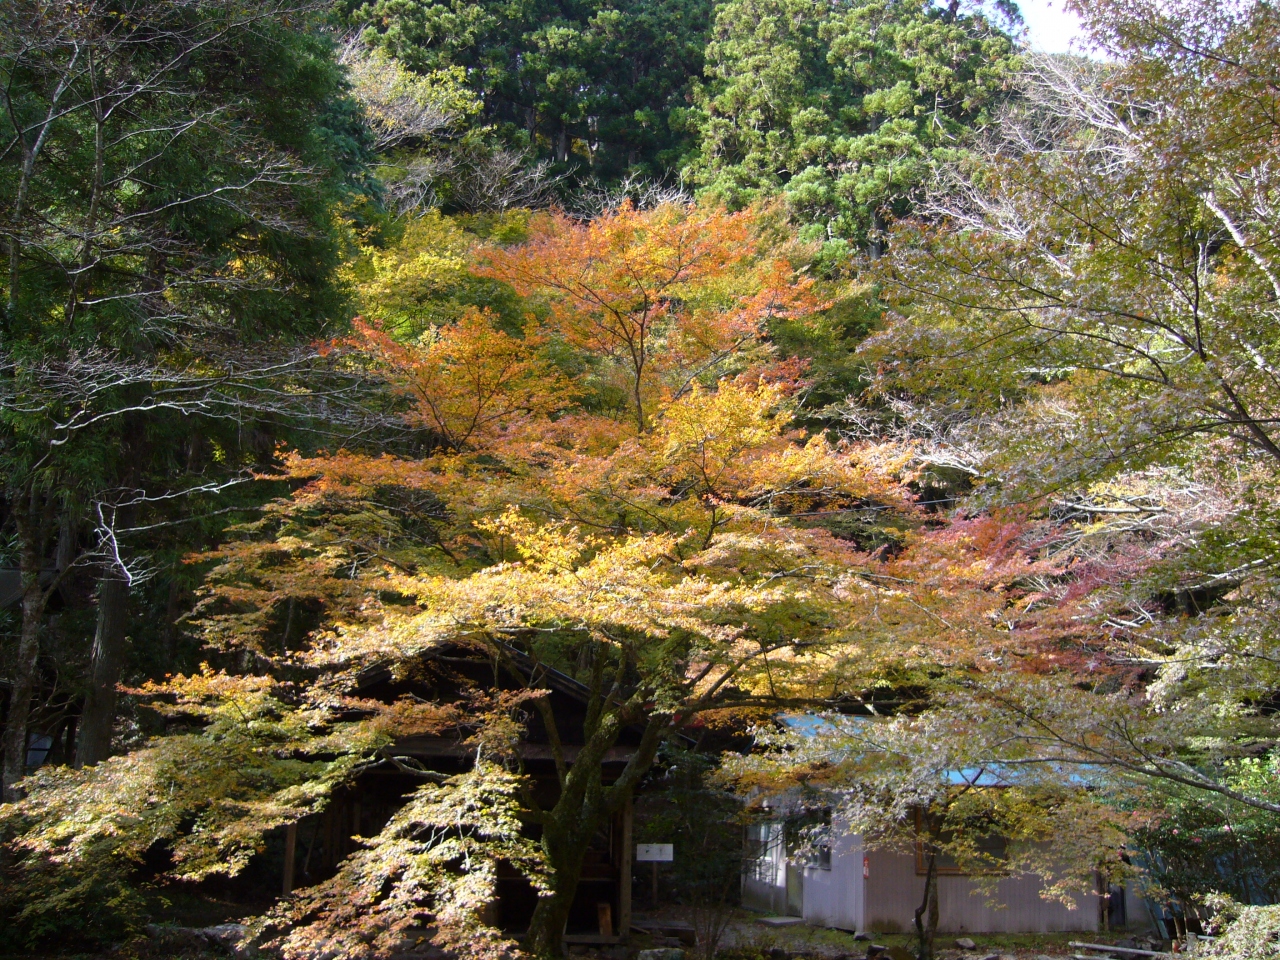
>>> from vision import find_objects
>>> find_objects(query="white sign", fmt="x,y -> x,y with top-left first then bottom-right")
636,843 -> 673,862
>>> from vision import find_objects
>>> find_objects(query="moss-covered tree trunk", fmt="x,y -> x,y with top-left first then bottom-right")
525,801 -> 600,957
514,644 -> 668,959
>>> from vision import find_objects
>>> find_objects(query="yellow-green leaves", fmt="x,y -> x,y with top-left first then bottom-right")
256,763 -> 547,960
0,669 -> 390,927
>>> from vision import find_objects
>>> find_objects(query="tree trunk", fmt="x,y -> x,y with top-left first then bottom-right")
512,641 -> 670,959
525,756 -> 615,959
522,726 -> 664,956
914,845 -> 939,960
160,573 -> 182,671
75,573 -> 130,767
1,492 -> 57,802
526,820 -> 593,958
869,210 -> 887,260
2,582 -> 46,801
633,377 -> 646,434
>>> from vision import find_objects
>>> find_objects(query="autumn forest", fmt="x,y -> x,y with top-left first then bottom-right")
2,0 -> 1280,958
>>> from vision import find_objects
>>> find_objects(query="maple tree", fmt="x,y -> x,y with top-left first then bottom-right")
14,2 -> 1280,944
346,310 -> 576,452
258,761 -> 548,960
3,203 -> 1184,952
193,379 -> 916,957
127,202 -> 955,958
0,669 -> 388,940
477,201 -> 823,432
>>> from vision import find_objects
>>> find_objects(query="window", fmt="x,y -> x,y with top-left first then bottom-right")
744,823 -> 785,883
812,843 -> 832,870
914,810 -> 1008,876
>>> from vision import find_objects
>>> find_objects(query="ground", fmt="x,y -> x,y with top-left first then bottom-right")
632,909 -> 1142,960
0,907 -> 1150,960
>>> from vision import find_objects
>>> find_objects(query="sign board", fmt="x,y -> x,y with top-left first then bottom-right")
636,843 -> 673,862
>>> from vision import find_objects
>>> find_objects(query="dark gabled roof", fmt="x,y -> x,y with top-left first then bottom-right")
353,640 -> 696,759
353,639 -> 596,705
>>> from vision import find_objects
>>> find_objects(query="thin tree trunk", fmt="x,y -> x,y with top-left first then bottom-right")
160,573 -> 182,671
4,44 -> 79,331
75,573 -> 129,767
869,210 -> 886,260
633,376 -> 646,434
914,845 -> 939,960
62,713 -> 78,767
1,491 -> 57,801
2,584 -> 46,801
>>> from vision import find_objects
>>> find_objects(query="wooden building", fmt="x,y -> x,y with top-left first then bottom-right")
283,643 -> 642,941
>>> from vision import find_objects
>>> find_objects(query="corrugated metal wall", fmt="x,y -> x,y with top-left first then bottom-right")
800,830 -> 864,931
743,822 -> 1104,935
863,847 -> 1099,934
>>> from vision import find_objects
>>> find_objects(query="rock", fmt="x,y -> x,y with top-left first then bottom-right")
203,924 -> 249,942
758,917 -> 807,927
1035,954 -> 1056,960
978,953 -> 1000,960
637,949 -> 684,960
854,934 -> 874,943
199,925 -> 252,959
865,945 -> 888,958
956,939 -> 978,951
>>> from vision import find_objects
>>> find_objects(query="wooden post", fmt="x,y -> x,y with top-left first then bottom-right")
619,791 -> 632,938
597,903 -> 613,937
283,822 -> 297,895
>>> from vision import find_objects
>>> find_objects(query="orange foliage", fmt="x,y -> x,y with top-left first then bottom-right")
346,309 -> 576,451
477,202 -> 825,431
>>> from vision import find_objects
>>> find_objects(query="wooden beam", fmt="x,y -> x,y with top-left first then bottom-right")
392,737 -> 638,763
